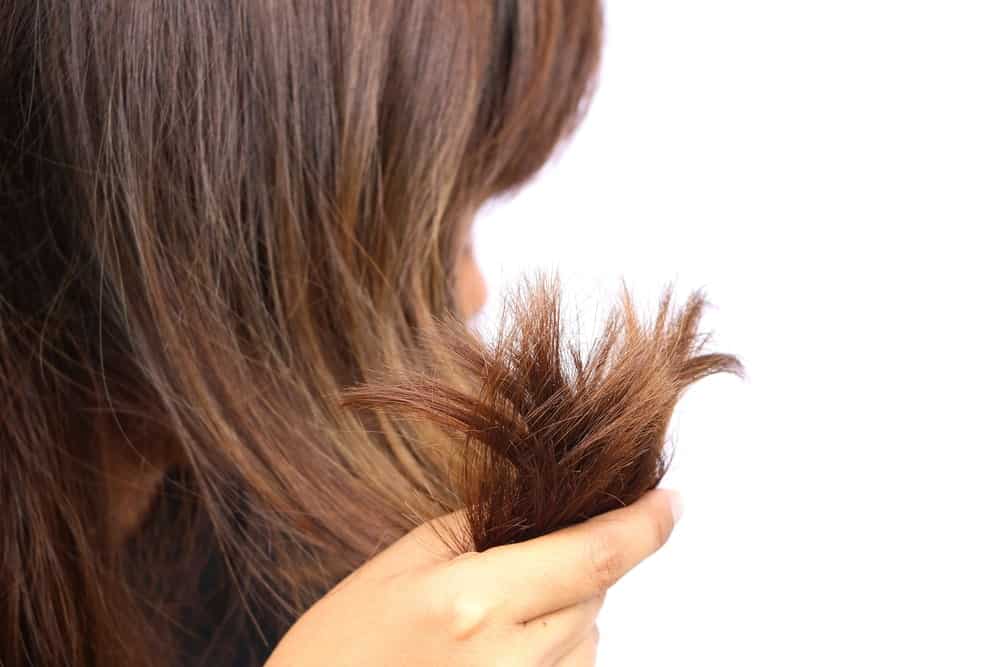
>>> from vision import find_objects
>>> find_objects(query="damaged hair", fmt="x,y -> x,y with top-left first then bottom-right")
343,278 -> 743,552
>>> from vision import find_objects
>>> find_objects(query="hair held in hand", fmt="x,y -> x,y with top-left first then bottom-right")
343,277 -> 744,552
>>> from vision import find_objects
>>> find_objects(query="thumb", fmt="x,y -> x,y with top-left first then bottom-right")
363,508 -> 474,578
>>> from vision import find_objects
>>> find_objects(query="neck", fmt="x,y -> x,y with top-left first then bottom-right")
97,417 -> 178,549
105,455 -> 169,548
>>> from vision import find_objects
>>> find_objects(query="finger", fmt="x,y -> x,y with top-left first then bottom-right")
462,488 -> 682,621
553,624 -> 599,667
519,595 -> 604,665
362,508 -> 471,579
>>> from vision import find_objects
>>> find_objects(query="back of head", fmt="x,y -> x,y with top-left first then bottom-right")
0,2 -> 601,665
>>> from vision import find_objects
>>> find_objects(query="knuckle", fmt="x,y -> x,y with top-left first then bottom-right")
425,555 -> 499,641
586,530 -> 624,590
443,590 -> 496,640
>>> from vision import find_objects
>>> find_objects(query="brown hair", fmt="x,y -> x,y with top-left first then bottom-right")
344,277 -> 743,553
1,2 -> 601,665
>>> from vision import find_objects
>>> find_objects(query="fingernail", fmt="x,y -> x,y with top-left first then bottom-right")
663,489 -> 684,525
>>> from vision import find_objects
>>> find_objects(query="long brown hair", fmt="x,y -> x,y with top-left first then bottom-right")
1,2 -> 602,665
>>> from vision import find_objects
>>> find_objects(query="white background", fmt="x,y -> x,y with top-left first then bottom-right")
472,2 -> 1000,665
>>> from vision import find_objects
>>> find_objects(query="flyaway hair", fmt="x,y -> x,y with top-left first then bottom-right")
1,2 -> 745,664
342,277 -> 744,552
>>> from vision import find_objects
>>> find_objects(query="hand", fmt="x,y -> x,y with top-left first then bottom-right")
265,488 -> 683,666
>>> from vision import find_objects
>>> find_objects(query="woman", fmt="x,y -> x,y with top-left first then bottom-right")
1,2 -> 682,665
